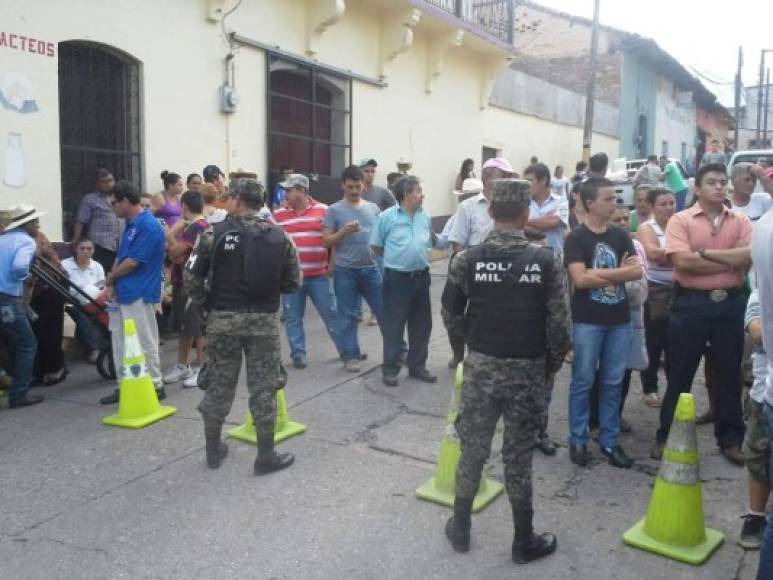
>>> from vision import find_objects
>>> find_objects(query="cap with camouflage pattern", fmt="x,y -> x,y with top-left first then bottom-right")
489,178 -> 531,205
279,173 -> 310,190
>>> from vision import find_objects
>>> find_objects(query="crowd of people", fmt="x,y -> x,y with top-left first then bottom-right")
2,147 -> 773,575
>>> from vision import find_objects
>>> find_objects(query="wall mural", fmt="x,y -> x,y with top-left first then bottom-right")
0,72 -> 37,189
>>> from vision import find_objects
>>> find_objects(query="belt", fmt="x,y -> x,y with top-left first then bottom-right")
212,306 -> 275,314
0,292 -> 22,300
385,268 -> 429,278
674,284 -> 744,303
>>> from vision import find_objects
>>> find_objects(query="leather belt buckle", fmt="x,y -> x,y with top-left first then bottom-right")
709,289 -> 728,302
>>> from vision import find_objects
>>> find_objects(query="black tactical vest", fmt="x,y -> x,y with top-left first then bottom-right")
465,243 -> 553,359
209,220 -> 286,312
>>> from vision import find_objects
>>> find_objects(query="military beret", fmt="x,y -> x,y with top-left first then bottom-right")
490,179 -> 531,205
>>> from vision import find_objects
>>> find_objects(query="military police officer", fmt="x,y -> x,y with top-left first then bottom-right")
186,178 -> 301,474
441,179 -> 571,564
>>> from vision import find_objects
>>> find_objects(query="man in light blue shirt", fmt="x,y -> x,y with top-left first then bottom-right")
525,163 -> 569,259
371,175 -> 435,387
0,205 -> 44,408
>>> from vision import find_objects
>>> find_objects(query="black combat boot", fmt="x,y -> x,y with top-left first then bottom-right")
445,497 -> 473,552
254,427 -> 294,476
204,420 -> 228,469
512,509 -> 557,564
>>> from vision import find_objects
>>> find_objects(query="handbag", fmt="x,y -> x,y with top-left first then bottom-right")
627,304 -> 649,371
646,283 -> 673,321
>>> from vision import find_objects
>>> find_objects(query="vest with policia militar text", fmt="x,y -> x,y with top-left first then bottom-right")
465,243 -> 554,359
205,218 -> 286,312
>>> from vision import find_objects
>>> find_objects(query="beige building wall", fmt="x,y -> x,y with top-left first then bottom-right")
2,0 -> 618,240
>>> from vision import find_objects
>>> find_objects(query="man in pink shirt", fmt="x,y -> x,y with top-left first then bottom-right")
654,163 -> 752,466
274,174 -> 343,369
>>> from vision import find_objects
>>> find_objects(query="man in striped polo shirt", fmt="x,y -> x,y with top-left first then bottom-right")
274,174 -> 343,369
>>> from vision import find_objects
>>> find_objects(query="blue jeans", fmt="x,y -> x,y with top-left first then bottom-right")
283,275 -> 343,359
569,322 -> 633,448
0,295 -> 37,402
334,266 -> 383,362
69,307 -> 107,353
759,404 -> 773,579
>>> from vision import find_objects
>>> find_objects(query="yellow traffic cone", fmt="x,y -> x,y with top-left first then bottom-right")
228,389 -> 306,445
623,393 -> 724,564
415,363 -> 504,512
103,319 -> 176,428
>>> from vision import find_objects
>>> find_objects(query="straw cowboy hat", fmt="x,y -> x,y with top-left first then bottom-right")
4,204 -> 45,230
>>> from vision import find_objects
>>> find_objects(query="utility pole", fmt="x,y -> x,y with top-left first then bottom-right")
757,49 -> 773,148
582,0 -> 600,164
764,68 -> 771,147
734,46 -> 742,150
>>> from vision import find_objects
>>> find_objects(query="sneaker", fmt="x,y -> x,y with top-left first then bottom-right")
600,445 -> 633,469
87,350 -> 100,364
183,369 -> 200,389
344,359 -> 360,373
292,356 -> 308,369
163,364 -> 192,384
739,513 -> 767,550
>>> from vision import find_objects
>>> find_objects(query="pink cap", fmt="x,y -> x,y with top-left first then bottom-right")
481,157 -> 514,174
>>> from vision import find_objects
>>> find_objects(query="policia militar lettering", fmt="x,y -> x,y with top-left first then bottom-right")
184,178 -> 302,474
441,178 -> 571,564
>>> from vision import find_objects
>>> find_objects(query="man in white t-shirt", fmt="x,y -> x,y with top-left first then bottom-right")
731,163 -> 773,223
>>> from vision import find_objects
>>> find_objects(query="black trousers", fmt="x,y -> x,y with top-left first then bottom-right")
92,245 -> 116,274
381,268 -> 432,377
640,300 -> 669,394
657,290 -> 746,448
30,286 -> 66,377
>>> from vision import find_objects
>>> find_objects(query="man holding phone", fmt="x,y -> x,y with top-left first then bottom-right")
323,165 -> 382,373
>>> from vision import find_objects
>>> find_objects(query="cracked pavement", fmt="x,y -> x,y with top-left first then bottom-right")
0,259 -> 762,579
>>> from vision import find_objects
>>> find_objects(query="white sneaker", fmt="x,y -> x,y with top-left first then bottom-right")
182,367 -> 200,389
344,359 -> 360,373
163,364 -> 192,384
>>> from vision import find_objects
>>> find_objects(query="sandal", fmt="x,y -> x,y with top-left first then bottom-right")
641,393 -> 661,408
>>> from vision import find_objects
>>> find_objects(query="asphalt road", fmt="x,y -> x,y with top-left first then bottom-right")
0,259 -> 762,579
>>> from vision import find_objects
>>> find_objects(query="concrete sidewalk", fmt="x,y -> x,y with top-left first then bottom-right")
0,259 -> 761,579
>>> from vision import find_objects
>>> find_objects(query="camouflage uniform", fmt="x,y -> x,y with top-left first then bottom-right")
444,228 -> 571,510
185,213 -> 301,429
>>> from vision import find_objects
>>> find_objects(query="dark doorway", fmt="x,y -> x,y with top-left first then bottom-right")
267,55 -> 351,205
58,41 -> 142,240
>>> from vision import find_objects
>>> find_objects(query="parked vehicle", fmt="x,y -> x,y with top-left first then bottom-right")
610,157 -> 692,207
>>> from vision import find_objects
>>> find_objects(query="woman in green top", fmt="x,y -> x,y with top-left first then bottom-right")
659,156 -> 688,210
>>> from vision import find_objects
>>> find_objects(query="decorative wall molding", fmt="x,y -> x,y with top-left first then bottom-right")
306,0 -> 346,56
480,55 -> 513,109
378,8 -> 421,80
425,29 -> 464,93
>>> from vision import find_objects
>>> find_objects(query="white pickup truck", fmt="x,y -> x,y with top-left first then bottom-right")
610,158 -> 693,207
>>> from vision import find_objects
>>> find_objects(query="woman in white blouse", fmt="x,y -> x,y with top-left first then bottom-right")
61,238 -> 106,363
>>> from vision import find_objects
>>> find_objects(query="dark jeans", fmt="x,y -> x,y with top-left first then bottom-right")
69,307 -> 107,353
92,245 -> 116,274
657,289 -> 746,448
589,369 -> 632,429
640,300 -> 669,394
381,268 -> 432,377
0,294 -> 37,402
30,286 -> 65,377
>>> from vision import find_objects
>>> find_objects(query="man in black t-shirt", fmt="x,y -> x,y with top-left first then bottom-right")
563,177 -> 642,469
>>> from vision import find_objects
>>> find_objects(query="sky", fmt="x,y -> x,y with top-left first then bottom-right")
530,0 -> 773,107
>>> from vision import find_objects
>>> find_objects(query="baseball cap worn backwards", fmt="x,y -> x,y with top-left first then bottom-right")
490,179 -> 531,204
203,165 -> 224,181
482,157 -> 514,175
358,157 -> 377,168
280,174 -> 310,190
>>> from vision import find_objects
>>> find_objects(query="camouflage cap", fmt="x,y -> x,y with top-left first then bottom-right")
490,178 -> 531,205
279,173 -> 310,190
